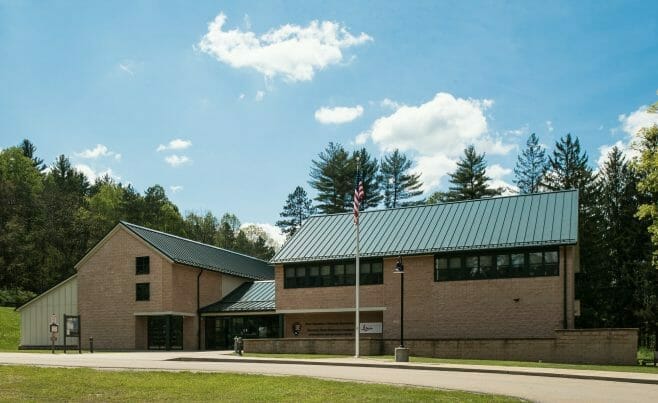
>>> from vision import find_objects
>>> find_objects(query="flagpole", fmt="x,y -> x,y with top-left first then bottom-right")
355,157 -> 361,358
355,215 -> 360,358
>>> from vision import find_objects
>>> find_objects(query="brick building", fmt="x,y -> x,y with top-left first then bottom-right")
19,189 -> 638,364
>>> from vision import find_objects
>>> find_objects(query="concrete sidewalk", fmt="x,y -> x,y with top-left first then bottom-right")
172,351 -> 658,385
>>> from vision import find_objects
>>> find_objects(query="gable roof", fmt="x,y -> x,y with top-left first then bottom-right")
272,190 -> 578,264
200,281 -> 275,313
121,222 -> 273,280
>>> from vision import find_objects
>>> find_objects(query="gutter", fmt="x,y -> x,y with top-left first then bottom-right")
197,269 -> 203,350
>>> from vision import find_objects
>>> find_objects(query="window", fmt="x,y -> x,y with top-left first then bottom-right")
283,259 -> 384,289
435,249 -> 559,282
136,283 -> 150,301
136,256 -> 150,275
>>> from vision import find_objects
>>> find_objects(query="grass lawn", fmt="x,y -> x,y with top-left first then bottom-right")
0,307 -> 19,351
0,366 -> 521,402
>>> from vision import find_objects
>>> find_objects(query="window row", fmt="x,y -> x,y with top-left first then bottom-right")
435,249 -> 559,281
284,260 -> 383,288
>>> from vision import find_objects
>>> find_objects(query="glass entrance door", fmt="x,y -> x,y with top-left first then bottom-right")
147,316 -> 183,350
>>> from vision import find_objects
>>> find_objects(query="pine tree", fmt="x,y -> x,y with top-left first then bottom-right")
276,186 -> 315,238
514,133 -> 546,194
542,134 -> 594,191
596,147 -> 652,329
380,149 -> 423,208
447,145 -> 501,200
351,148 -> 383,209
309,142 -> 354,214
19,139 -> 46,172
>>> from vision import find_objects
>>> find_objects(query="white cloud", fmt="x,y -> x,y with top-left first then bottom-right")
487,164 -> 517,193
241,222 -> 285,250
239,93 -> 245,100
117,59 -> 142,76
197,12 -> 372,82
243,14 -> 252,30
618,105 -> 658,137
380,98 -> 402,110
164,155 -> 191,167
119,63 -> 134,75
596,105 -> 658,169
255,90 -> 265,102
546,120 -> 554,132
357,92 -> 515,194
74,164 -> 119,183
314,105 -> 364,124
76,144 -> 121,160
157,139 -> 192,152
170,185 -> 183,193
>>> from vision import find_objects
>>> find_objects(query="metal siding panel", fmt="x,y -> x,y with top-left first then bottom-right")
435,202 -> 459,249
400,206 -> 426,252
562,192 -> 574,241
476,198 -> 497,247
380,208 -> 410,254
417,203 -> 444,250
534,193 -> 549,242
462,198 -> 485,248
524,194 -> 539,243
444,202 -> 469,248
497,196 -> 516,245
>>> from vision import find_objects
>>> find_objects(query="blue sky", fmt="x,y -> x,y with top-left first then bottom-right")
1,0 -> 657,244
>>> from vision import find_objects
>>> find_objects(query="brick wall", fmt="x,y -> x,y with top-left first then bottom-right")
77,226 -> 244,350
276,246 -> 576,340
245,329 -> 637,365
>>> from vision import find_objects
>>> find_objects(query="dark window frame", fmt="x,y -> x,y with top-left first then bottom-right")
136,282 -> 150,301
136,256 -> 150,275
434,248 -> 560,282
283,259 -> 384,289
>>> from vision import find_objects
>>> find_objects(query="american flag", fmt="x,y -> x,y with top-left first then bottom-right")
353,175 -> 365,224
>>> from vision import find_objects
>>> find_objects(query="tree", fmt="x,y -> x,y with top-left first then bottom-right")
447,145 -> 501,200
276,186 -> 315,238
542,134 -> 594,191
380,149 -> 423,208
590,146 -> 652,329
351,148 -> 383,209
184,211 -> 219,245
19,139 -> 46,172
426,191 -> 450,204
514,133 -> 546,194
309,142 -> 354,214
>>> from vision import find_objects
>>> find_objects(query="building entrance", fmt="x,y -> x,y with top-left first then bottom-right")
147,315 -> 183,350
204,315 -> 282,349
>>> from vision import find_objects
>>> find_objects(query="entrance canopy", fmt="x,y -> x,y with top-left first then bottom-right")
200,280 -> 275,314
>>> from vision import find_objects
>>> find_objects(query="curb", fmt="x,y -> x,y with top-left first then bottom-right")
169,357 -> 658,385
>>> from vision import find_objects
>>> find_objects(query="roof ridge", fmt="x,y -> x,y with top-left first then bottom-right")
305,189 -> 579,218
120,221 -> 272,264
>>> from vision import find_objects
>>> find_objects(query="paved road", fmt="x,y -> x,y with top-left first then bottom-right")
2,351 -> 658,402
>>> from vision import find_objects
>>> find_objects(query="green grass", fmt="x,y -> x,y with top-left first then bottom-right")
0,307 -> 19,351
0,366 -> 521,402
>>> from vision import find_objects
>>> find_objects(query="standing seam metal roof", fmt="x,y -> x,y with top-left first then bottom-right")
121,222 -> 273,280
199,281 -> 275,313
272,190 -> 579,264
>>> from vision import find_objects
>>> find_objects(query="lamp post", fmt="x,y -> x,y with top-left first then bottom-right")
393,256 -> 409,362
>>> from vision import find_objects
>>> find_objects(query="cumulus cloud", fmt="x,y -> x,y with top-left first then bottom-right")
157,139 -> 192,152
357,92 -> 515,193
164,155 -> 191,167
74,164 -> 119,183
619,105 -> 658,137
314,105 -> 364,124
487,164 -> 517,193
197,12 -> 372,82
241,222 -> 285,250
170,185 -> 183,193
597,105 -> 658,169
76,144 -> 121,160
380,98 -> 402,110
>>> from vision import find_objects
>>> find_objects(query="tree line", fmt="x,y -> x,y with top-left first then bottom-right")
0,140 -> 275,304
277,125 -> 658,347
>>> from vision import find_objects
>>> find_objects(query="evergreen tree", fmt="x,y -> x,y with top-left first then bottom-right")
19,139 -> 46,172
514,133 -> 546,194
309,143 -> 354,214
380,149 -> 423,208
447,145 -> 501,200
276,186 -> 314,238
542,134 -> 594,191
184,211 -> 219,245
351,148 -> 383,209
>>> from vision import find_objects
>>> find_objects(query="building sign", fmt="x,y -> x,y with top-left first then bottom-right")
66,316 -> 80,337
306,321 -> 353,337
292,322 -> 302,336
359,322 -> 382,334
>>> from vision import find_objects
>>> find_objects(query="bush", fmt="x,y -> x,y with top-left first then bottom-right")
0,288 -> 37,307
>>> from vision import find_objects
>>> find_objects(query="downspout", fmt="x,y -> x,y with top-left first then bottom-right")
197,269 -> 203,350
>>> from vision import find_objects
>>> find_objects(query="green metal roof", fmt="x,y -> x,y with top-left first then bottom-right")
272,190 -> 578,264
122,222 -> 273,280
200,281 -> 275,313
